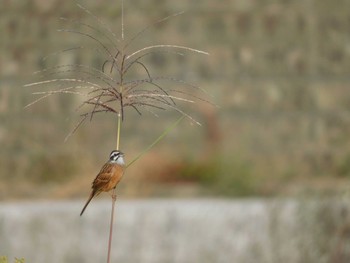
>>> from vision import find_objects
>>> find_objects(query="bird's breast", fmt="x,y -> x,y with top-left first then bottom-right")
105,165 -> 124,191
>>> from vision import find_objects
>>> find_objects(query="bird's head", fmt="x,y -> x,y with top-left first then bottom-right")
109,150 -> 125,166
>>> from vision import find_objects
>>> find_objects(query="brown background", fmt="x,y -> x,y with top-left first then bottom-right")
1,0 -> 350,199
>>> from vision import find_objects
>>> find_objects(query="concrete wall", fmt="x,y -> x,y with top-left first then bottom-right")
1,198 -> 350,263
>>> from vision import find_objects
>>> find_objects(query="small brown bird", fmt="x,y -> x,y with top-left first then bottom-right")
80,150 -> 125,216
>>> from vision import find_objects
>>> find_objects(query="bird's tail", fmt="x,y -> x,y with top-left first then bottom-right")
80,191 -> 96,216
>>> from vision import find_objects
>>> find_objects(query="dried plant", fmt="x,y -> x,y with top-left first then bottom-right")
25,3 -> 212,145
25,3 -> 212,263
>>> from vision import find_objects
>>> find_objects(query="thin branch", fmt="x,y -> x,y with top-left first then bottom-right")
25,78 -> 103,89
127,115 -> 185,168
126,101 -> 167,111
165,103 -> 201,125
123,50 -> 184,75
134,61 -> 152,80
84,101 -> 117,114
126,45 -> 209,60
35,64 -> 119,85
128,93 -> 194,103
123,11 -> 185,51
64,114 -> 88,142
90,91 -> 105,121
109,51 -> 121,75
41,46 -> 88,62
126,80 -> 176,105
57,29 -> 118,64
59,17 -> 120,53
76,3 -> 120,43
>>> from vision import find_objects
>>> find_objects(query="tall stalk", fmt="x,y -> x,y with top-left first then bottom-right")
107,0 -> 125,254
107,187 -> 117,263
116,111 -> 122,151
106,111 -> 122,263
24,2 -> 211,262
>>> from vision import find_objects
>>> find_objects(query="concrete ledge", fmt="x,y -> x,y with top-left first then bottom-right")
0,198 -> 348,263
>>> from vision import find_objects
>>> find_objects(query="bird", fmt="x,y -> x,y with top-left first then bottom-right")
80,150 -> 125,216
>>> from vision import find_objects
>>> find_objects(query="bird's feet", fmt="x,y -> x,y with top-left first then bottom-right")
109,191 -> 117,201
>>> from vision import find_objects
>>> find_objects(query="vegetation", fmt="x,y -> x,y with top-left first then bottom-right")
0,257 -> 24,263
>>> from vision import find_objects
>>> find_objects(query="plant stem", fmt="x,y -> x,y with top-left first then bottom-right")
107,112 -> 122,263
116,111 -> 122,151
107,190 -> 117,263
127,115 -> 184,168
106,103 -> 123,263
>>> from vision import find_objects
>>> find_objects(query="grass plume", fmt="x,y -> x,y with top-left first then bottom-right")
25,3 -> 212,142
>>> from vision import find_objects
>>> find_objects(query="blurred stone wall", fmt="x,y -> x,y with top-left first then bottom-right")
1,0 -> 350,196
1,199 -> 350,263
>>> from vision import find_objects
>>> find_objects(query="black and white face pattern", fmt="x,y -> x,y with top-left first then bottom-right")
109,150 -> 125,166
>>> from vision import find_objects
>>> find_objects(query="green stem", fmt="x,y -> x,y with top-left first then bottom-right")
107,111 -> 122,263
127,115 -> 184,168
116,111 -> 122,150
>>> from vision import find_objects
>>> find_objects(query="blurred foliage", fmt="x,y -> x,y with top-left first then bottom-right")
0,257 -> 25,263
177,156 -> 258,196
336,152 -> 350,178
28,153 -> 78,183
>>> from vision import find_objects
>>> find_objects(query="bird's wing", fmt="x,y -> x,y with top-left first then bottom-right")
92,163 -> 113,190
